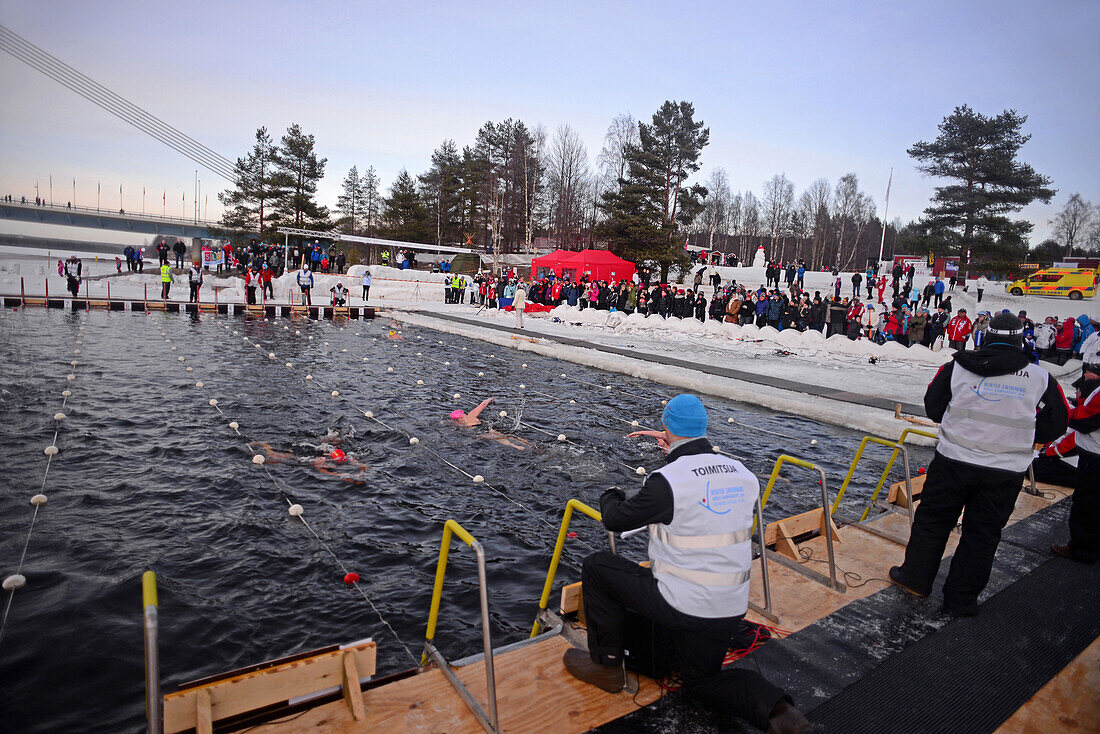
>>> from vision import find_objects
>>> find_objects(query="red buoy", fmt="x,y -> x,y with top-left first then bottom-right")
567,531 -> 578,539
331,448 -> 347,463
343,572 -> 359,584
917,467 -> 927,475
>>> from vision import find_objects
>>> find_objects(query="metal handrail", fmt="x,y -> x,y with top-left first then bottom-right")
760,454 -> 843,591
829,436 -> 904,514
422,519 -> 498,733
142,570 -> 161,734
530,499 -> 609,638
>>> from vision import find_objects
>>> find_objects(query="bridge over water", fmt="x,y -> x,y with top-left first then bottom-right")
0,200 -> 240,239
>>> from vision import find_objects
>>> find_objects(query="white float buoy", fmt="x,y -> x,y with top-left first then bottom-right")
269,352 -> 276,359
341,349 -> 347,353
519,384 -> 525,389
252,454 -> 265,464
170,346 -> 177,351
364,411 -> 374,418
331,390 -> 339,397
558,434 -> 567,442
462,347 -> 467,351
387,367 -> 394,372
498,411 -> 507,418
308,336 -> 313,340
286,362 -> 293,368
444,361 -> 450,366
288,504 -> 304,517
61,390 -> 71,397
208,399 -> 218,406
416,380 -> 424,385
305,374 -> 313,381
70,361 -> 78,367
30,494 -> 47,506
416,352 -> 422,356
569,399 -> 576,404
409,437 -> 419,445
295,330 -> 301,335
186,367 -> 193,372
362,357 -> 369,362
478,372 -> 484,377
636,466 -> 646,475
2,574 -> 26,591
631,420 -> 639,427
728,417 -> 734,423
810,439 -> 818,446
560,373 -> 567,378
44,445 -> 58,456
522,363 -> 527,368
229,422 -> 239,430
73,349 -> 80,354
177,356 -> 184,362
54,413 -> 65,421
473,475 -> 484,483
453,393 -> 461,399
195,381 -> 204,388
605,385 -> 612,390
66,374 -> 75,381
661,400 -> 668,406
324,342 -> 329,346
712,445 -> 721,452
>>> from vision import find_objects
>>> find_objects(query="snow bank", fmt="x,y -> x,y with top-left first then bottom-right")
392,309 -> 937,444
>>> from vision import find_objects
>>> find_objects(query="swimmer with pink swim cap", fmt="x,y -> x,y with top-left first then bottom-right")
449,398 -> 493,427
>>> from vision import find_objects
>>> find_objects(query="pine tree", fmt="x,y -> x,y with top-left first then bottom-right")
217,126 -> 280,238
419,140 -> 463,245
336,166 -> 365,234
598,101 -> 709,281
908,105 -> 1055,268
362,166 -> 381,236
382,169 -> 429,242
271,123 -> 330,229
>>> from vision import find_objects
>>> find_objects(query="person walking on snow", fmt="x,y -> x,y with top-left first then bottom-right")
513,280 -> 527,329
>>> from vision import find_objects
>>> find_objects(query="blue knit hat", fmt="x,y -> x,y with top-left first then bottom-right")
662,394 -> 708,438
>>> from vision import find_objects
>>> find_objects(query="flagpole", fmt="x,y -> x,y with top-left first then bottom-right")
877,167 -> 893,265
73,178 -> 76,207
49,175 -> 53,205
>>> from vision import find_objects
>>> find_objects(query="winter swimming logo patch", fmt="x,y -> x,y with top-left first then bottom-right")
970,377 -> 1027,403
699,481 -> 745,514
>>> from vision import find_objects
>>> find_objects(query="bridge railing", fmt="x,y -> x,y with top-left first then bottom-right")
0,198 -> 220,228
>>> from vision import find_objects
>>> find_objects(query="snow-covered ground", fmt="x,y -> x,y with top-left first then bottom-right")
1,249 -> 1094,437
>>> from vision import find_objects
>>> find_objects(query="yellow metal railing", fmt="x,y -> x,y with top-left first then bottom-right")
829,429 -> 938,519
530,499 -> 602,638
760,454 -> 818,510
142,570 -> 161,734
421,519 -> 499,733
424,519 -> 480,660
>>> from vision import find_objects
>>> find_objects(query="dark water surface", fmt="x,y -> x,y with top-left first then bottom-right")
0,308 -> 930,733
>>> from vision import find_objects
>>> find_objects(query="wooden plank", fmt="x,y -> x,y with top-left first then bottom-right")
195,689 -> 212,734
774,522 -> 799,560
996,636 -> 1100,734
765,507 -> 837,547
247,635 -> 661,734
559,582 -> 582,615
342,652 -> 366,721
163,641 -> 376,734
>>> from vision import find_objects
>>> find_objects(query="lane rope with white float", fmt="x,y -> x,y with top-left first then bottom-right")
155,315 -> 421,666
0,310 -> 88,647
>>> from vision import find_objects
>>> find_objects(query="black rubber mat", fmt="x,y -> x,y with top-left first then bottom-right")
808,554 -> 1100,733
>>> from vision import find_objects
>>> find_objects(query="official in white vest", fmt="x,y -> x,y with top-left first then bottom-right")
890,313 -> 1068,616
562,394 -> 810,734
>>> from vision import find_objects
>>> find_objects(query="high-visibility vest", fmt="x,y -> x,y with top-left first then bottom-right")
938,361 -> 1050,472
647,452 -> 758,618
160,264 -> 171,283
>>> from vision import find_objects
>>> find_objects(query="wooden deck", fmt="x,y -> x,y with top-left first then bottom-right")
246,635 -> 660,734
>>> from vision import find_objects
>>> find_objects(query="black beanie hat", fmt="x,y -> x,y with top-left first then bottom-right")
987,312 -> 1024,346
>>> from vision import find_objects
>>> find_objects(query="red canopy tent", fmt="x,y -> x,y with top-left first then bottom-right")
529,249 -> 636,283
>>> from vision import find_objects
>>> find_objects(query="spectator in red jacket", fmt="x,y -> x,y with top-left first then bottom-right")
1054,317 -> 1077,365
260,264 -> 274,300
946,308 -> 973,350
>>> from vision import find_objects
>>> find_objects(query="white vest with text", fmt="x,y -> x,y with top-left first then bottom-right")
938,362 -> 1049,472
648,452 -> 758,618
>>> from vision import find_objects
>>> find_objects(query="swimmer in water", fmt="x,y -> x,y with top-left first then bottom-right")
449,398 -> 528,450
250,442 -> 369,483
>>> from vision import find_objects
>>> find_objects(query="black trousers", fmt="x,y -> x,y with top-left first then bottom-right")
189,283 -> 200,302
1069,450 -> 1100,561
246,286 -> 256,304
263,282 -> 273,299
899,453 -> 1022,610
175,254 -> 185,268
362,286 -> 370,300
582,552 -> 787,731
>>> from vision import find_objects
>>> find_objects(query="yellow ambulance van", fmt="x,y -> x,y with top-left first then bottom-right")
1006,268 -> 1098,300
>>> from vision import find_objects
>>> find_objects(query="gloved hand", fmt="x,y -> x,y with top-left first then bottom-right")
600,487 -> 626,514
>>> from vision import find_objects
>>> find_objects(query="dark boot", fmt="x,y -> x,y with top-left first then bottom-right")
562,648 -> 624,693
766,699 -> 817,734
889,566 -> 931,597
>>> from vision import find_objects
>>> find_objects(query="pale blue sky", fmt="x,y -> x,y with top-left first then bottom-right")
1,0 -> 1097,242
